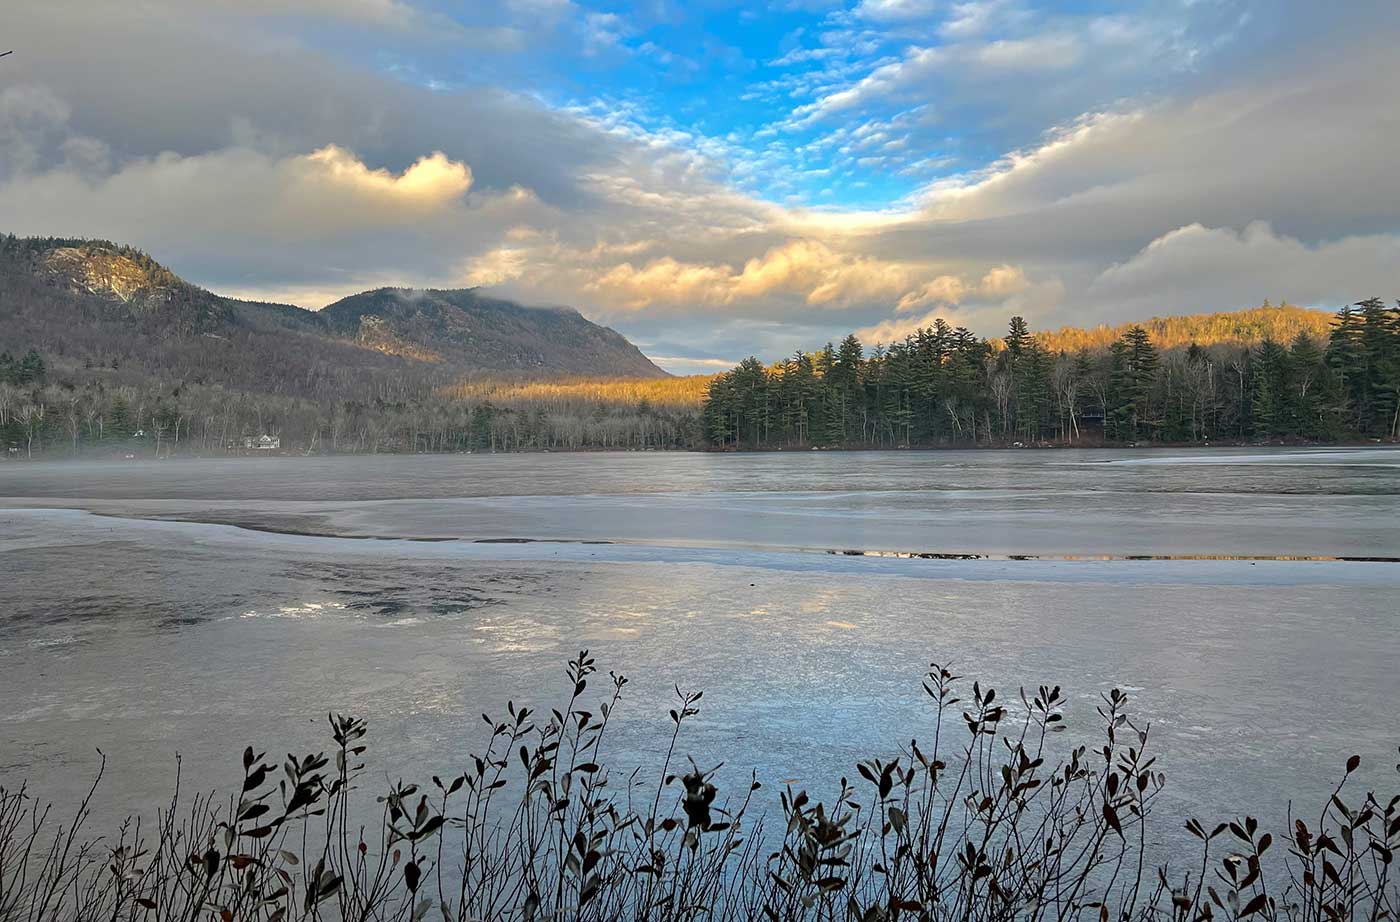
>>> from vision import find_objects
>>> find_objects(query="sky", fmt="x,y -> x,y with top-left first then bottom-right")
2,0 -> 1398,372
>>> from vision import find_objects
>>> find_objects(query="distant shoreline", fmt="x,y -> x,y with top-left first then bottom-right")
3,438 -> 1396,464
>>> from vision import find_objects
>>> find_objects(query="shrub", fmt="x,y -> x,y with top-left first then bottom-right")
1,652 -> 1395,921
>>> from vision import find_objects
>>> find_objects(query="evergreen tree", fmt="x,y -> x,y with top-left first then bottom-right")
1106,327 -> 1159,442
1250,338 -> 1288,438
1358,298 -> 1400,437
107,398 -> 134,439
17,349 -> 46,385
1286,332 -> 1328,438
1005,316 -> 1031,357
1327,305 -> 1368,432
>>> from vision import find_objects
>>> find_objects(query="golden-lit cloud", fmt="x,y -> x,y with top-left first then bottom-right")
893,265 -> 1028,312
2,144 -> 482,239
588,257 -> 735,308
300,146 -> 474,206
582,239 -> 934,312
858,268 -> 1064,344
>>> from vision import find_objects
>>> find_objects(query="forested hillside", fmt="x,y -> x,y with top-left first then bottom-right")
0,235 -> 690,457
318,287 -> 663,378
701,301 -> 1400,448
1033,303 -> 1334,353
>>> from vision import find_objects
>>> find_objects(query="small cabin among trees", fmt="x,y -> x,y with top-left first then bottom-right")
237,435 -> 280,451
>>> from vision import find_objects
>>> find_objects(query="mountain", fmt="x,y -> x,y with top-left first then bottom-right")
318,287 -> 663,378
0,236 -> 667,394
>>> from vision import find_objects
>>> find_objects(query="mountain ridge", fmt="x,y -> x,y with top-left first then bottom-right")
0,235 -> 668,384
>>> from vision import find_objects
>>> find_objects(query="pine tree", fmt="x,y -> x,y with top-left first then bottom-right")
833,334 -> 863,443
107,398 -> 134,439
1287,332 -> 1327,438
1328,304 -> 1371,433
1107,327 -> 1160,441
1005,316 -> 1031,357
1250,338 -> 1288,438
16,349 -> 45,385
1358,298 -> 1400,436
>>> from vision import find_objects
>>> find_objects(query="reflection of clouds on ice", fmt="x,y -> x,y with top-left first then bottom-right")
240,600 -> 347,620
28,635 -> 77,649
472,615 -> 558,653
1103,449 -> 1400,467
17,449 -> 1400,564
405,687 -> 456,715
825,620 -> 856,630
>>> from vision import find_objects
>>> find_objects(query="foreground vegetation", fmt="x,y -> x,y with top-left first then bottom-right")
2,655 -> 1396,921
702,301 -> 1400,448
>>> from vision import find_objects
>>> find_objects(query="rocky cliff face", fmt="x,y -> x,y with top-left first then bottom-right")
33,241 -> 233,333
43,246 -> 165,303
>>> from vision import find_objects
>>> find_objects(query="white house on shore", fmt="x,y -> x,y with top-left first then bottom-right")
237,435 -> 280,451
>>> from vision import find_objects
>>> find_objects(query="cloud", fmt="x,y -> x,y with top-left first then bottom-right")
0,85 -> 79,177
4,143 -> 481,233
855,264 -> 1063,344
1087,222 -> 1400,317
299,146 -> 474,206
895,275 -> 968,311
462,246 -> 533,288
581,11 -> 634,56
893,264 -> 1030,311
874,40 -> 1400,260
646,356 -> 739,372
1,0 -> 1397,368
853,0 -> 941,22
0,141 -> 550,301
144,0 -> 531,49
589,258 -> 736,309
776,0 -> 1258,168
791,33 -> 1095,128
940,1 -> 1022,38
584,239 -> 948,313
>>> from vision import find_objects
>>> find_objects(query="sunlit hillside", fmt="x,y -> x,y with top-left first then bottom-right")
1033,303 -> 1335,354
443,374 -> 717,409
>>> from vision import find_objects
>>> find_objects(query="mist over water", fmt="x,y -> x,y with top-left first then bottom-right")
2,447 -> 1398,848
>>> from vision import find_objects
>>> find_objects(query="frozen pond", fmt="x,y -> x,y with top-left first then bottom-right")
2,448 -> 1398,849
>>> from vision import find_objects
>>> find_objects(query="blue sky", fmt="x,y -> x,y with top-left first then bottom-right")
3,0 -> 1398,371
356,0 -> 1254,209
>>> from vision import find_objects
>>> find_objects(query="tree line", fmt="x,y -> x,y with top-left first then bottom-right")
7,301 -> 1398,460
0,368 -> 705,459
701,299 -> 1400,448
